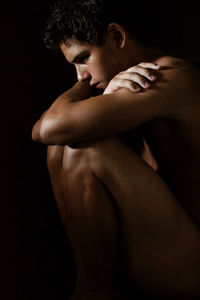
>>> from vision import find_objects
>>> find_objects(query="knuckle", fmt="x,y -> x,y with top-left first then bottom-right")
133,65 -> 140,72
127,66 -> 135,72
112,77 -> 118,83
138,62 -> 146,67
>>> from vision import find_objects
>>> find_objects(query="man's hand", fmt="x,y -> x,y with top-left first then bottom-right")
104,62 -> 162,94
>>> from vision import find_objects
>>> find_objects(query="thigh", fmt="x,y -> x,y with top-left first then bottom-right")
46,139 -> 200,297
85,137 -> 200,297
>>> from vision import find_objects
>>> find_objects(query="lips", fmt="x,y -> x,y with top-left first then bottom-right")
92,81 -> 105,91
96,82 -> 102,89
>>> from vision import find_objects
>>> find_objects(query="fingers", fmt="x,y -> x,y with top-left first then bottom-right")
115,72 -> 151,89
104,78 -> 141,95
116,62 -> 162,89
126,63 -> 161,80
138,62 -> 162,70
125,66 -> 155,82
115,79 -> 141,92
126,62 -> 162,72
104,62 -> 162,95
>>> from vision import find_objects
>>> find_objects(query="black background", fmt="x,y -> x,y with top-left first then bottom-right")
1,1 -> 200,300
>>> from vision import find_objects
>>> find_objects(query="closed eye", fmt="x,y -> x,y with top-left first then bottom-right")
78,54 -> 89,64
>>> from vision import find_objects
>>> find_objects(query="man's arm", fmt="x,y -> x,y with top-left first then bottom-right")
32,64 -> 191,145
32,81 -> 94,143
32,110 -> 48,142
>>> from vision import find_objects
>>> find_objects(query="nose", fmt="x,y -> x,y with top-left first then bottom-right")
76,65 -> 91,82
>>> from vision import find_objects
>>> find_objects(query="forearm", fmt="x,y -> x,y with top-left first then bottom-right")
31,81 -> 94,144
32,87 -> 153,146
32,66 -> 177,146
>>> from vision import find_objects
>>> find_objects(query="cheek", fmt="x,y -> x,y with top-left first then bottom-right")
91,52 -> 121,80
91,60 -> 108,78
102,53 -> 122,76
97,56 -> 114,74
102,61 -> 120,80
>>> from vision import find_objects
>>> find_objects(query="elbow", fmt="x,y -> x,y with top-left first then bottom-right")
31,117 -> 56,144
38,117 -> 58,145
31,125 -> 37,142
31,108 -> 82,145
31,121 -> 43,143
37,115 -> 74,145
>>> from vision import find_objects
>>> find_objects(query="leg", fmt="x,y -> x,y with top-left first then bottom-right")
47,145 -> 124,299
85,137 -> 200,298
47,138 -> 200,299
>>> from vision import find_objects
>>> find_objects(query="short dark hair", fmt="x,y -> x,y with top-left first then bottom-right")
44,0 -> 159,51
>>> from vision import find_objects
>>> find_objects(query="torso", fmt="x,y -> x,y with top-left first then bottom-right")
143,57 -> 200,226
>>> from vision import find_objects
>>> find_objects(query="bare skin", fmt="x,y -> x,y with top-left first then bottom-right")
32,23 -> 200,299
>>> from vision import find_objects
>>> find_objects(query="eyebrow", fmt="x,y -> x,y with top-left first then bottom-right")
71,50 -> 88,64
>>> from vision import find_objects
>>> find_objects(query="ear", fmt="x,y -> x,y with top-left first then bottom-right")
107,23 -> 126,48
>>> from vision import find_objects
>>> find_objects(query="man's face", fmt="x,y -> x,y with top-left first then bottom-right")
60,36 -> 124,90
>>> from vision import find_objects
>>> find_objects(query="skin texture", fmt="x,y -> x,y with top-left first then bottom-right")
32,23 -> 200,299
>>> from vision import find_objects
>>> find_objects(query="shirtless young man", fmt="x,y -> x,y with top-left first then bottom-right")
32,0 -> 200,299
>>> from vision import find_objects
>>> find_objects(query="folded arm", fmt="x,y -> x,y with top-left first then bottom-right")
32,65 -> 189,146
32,81 -> 94,144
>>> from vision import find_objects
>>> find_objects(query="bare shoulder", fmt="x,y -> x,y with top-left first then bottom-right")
152,56 -> 200,107
155,55 -> 200,87
155,55 -> 198,70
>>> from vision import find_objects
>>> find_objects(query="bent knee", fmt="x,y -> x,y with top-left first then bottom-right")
47,144 -> 94,174
47,138 -> 121,179
59,142 -> 106,177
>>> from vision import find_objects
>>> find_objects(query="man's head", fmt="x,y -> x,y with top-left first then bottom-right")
44,0 -> 156,50
44,0 -> 159,89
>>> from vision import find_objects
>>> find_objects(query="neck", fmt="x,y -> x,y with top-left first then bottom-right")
125,38 -> 168,67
